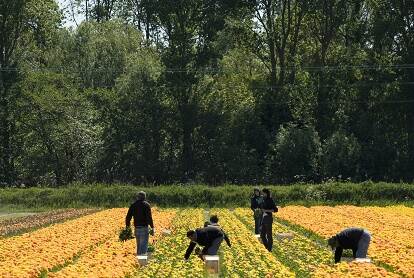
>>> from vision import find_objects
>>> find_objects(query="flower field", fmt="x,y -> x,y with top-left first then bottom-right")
0,206 -> 412,277
212,209 -> 294,277
278,206 -> 414,277
48,209 -> 176,278
0,208 -> 98,237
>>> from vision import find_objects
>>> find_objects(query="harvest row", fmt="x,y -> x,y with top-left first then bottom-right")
0,206 -> 411,277
278,205 -> 414,276
0,208 -> 98,237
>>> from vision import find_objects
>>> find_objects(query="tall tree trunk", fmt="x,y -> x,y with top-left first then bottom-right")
38,115 -> 63,186
408,111 -> 414,181
0,69 -> 14,184
266,0 -> 277,88
316,43 -> 329,138
0,101 -> 10,183
407,53 -> 414,181
86,0 -> 89,21
180,100 -> 195,182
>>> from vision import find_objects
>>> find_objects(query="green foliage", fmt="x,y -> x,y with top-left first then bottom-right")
1,0 -> 414,186
1,182 -> 414,209
97,49 -> 167,183
119,226 -> 134,241
16,72 -> 102,185
71,20 -> 143,88
266,124 -> 322,183
321,131 -> 361,180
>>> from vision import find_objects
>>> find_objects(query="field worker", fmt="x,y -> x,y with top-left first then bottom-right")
185,226 -> 225,261
251,187 -> 264,235
205,215 -> 231,247
328,227 -> 371,263
260,188 -> 278,252
126,191 -> 154,255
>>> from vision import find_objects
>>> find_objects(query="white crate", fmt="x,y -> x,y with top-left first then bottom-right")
355,258 -> 371,263
341,257 -> 371,263
254,234 -> 262,242
161,229 -> 171,235
204,255 -> 220,274
137,255 -> 148,266
275,232 -> 294,241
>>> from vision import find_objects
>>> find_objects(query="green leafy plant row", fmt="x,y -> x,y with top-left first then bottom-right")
1,181 -> 414,209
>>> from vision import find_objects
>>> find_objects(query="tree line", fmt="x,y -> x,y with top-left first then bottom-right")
0,0 -> 413,186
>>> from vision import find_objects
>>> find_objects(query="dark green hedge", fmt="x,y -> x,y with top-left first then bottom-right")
1,181 -> 414,209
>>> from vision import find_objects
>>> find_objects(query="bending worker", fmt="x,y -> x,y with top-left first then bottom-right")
185,226 -> 225,260
327,227 -> 371,263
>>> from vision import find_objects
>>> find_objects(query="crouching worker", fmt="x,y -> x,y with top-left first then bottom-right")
328,227 -> 371,263
184,226 -> 225,261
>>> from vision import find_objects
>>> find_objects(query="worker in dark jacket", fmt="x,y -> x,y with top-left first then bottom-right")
185,226 -> 225,260
251,187 -> 264,235
126,191 -> 154,255
204,215 -> 231,247
260,188 -> 278,251
328,227 -> 371,263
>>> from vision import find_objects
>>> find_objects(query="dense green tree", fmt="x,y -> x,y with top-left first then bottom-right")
97,50 -> 166,183
369,0 -> 414,179
71,0 -> 117,22
0,0 -> 60,185
0,0 -> 25,184
266,123 -> 322,183
16,72 -> 101,185
196,46 -> 268,183
321,130 -> 360,180
69,20 -> 142,89
1,0 -> 414,186
152,0 -> 248,181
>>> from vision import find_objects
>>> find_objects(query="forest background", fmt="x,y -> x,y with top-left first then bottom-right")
1,0 -> 413,187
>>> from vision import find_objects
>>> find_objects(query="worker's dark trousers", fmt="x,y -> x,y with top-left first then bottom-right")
260,216 -> 273,251
254,215 -> 262,234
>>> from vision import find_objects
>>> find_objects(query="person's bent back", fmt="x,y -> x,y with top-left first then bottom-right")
184,226 -> 225,260
328,227 -> 371,263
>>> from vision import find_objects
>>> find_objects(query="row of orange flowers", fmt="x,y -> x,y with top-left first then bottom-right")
0,209 -> 126,277
278,205 -> 414,277
49,209 -> 176,278
0,208 -> 98,237
234,208 -> 397,277
1,206 -> 409,277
